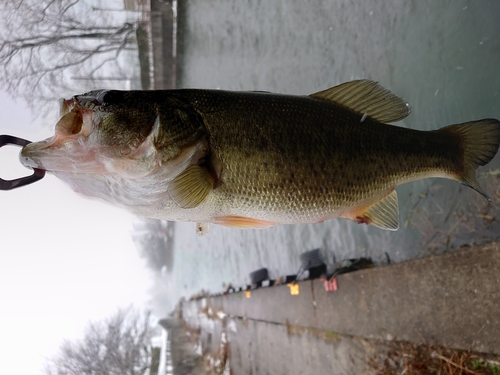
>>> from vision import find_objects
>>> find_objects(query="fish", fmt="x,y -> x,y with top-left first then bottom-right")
20,80 -> 500,235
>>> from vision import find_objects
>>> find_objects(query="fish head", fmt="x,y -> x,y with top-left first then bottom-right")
20,90 -> 209,208
20,90 -> 208,179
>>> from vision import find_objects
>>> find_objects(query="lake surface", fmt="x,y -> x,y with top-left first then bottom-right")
156,0 -> 500,312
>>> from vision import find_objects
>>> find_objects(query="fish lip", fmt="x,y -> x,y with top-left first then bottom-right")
19,132 -> 97,173
20,98 -> 97,171
59,91 -> 102,116
59,98 -> 75,116
19,90 -> 121,175
19,136 -> 58,170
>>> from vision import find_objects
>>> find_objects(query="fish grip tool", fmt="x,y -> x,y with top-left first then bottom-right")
0,135 -> 45,190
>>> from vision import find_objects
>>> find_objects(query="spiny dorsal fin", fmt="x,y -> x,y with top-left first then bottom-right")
168,165 -> 214,208
310,79 -> 411,123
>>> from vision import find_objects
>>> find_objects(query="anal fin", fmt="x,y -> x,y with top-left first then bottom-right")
215,216 -> 276,229
345,190 -> 399,231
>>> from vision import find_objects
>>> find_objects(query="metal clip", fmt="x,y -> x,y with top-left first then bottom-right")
0,135 -> 45,190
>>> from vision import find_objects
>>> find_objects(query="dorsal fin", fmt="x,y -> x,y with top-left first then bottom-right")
310,79 -> 411,123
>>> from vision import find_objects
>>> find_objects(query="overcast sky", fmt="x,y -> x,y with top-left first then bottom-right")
0,90 -> 153,374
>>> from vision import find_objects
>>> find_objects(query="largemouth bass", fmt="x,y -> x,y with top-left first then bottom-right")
20,80 -> 500,235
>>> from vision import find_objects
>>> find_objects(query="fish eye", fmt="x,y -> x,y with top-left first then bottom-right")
96,90 -> 121,106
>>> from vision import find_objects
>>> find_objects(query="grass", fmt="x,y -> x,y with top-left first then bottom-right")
371,340 -> 500,375
470,359 -> 500,374
203,331 -> 229,375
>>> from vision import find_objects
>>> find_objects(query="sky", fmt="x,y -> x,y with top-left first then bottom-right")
0,91 -> 153,374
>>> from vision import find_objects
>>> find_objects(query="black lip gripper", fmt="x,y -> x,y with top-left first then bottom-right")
0,135 -> 45,190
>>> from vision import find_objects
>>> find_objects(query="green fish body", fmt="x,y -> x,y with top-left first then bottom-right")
21,80 -> 500,234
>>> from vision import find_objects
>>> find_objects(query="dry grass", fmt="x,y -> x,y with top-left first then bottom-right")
371,341 -> 500,375
203,331 -> 230,375
182,305 -> 230,374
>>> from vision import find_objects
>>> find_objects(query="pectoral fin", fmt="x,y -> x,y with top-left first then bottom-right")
168,165 -> 214,208
344,190 -> 399,230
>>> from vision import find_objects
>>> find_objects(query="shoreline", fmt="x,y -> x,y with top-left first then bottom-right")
172,241 -> 500,373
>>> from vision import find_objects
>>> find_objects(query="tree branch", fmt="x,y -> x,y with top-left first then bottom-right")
0,0 -> 141,112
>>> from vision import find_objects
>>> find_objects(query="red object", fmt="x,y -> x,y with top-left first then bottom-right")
322,277 -> 338,292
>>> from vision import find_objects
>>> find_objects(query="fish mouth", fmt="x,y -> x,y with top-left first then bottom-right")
20,97 -> 102,173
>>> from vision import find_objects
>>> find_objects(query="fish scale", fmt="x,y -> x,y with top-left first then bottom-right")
196,95 -> 389,207
20,80 -> 500,234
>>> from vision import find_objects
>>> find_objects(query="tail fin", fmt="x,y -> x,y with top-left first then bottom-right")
440,119 -> 500,200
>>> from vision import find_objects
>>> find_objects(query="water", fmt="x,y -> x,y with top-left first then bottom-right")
157,0 -> 500,312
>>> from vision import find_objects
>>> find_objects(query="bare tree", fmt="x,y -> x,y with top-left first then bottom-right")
44,307 -> 154,375
0,0 -> 141,110
132,219 -> 175,273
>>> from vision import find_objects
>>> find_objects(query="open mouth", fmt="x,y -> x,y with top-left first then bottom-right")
56,97 -> 96,138
20,97 -> 98,172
